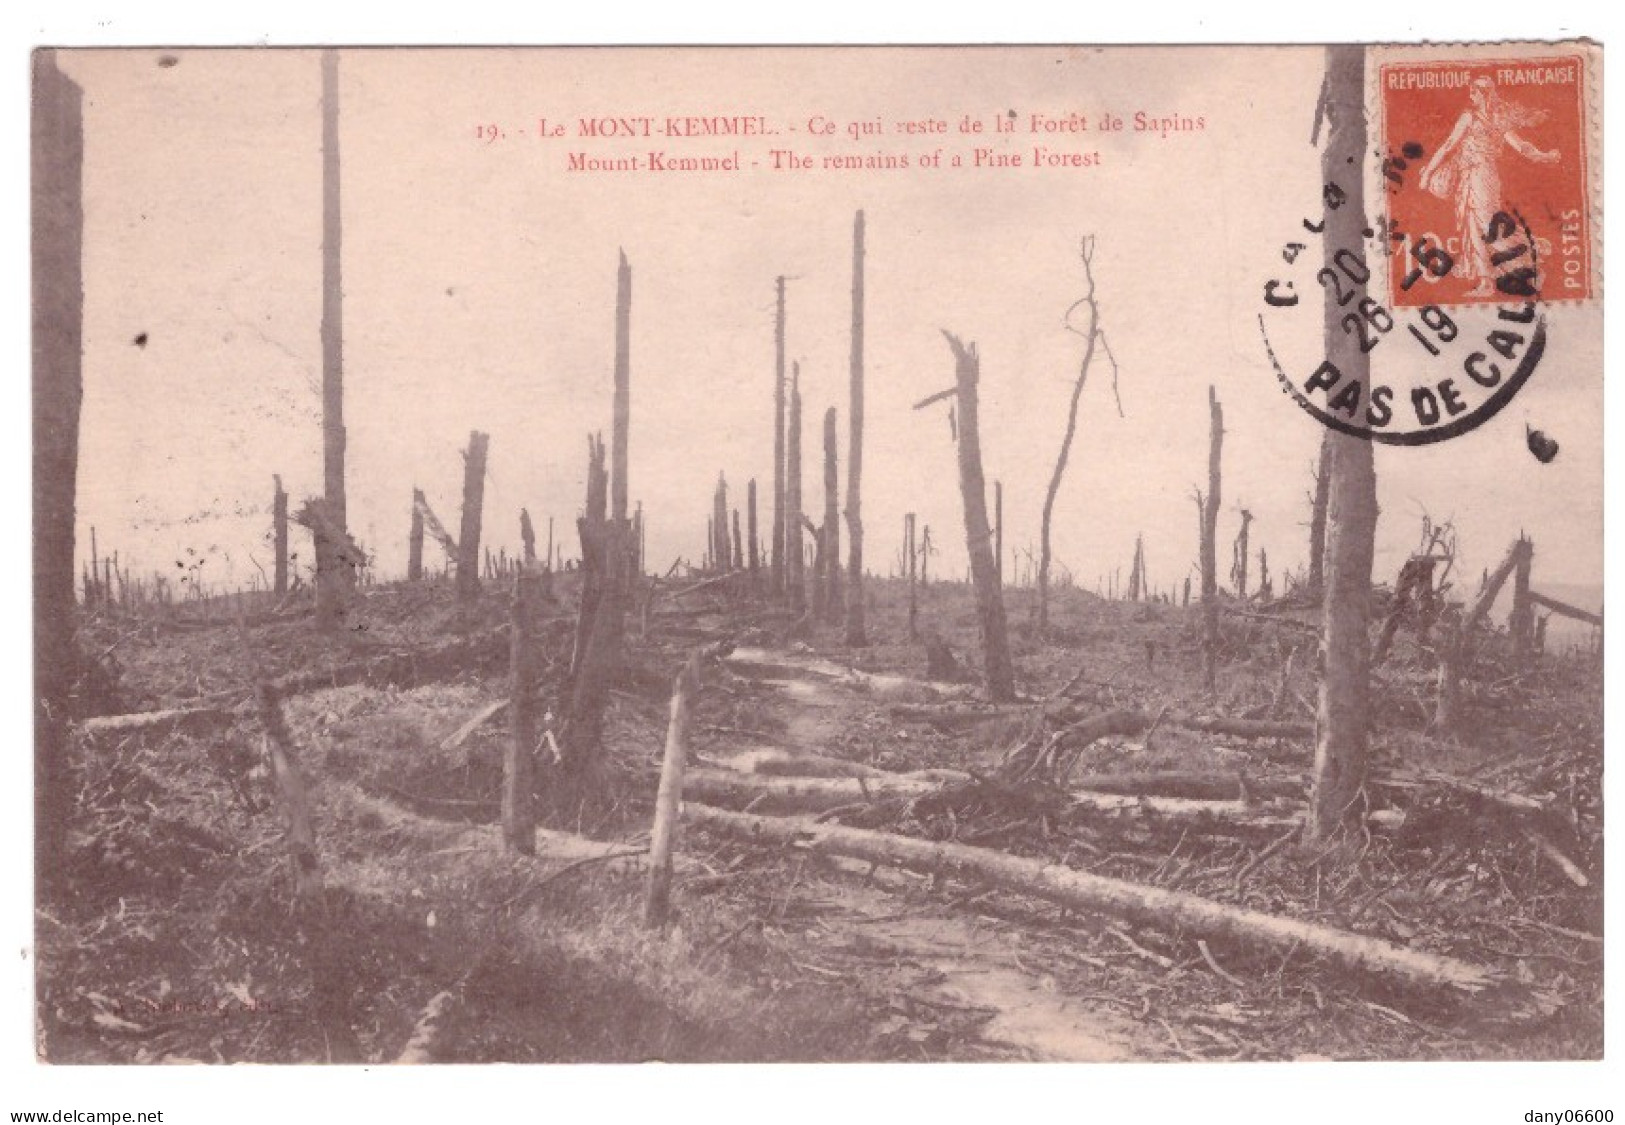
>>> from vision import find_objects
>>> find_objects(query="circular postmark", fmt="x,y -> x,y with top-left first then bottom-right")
1254,54 -> 1590,447
1258,197 -> 1549,448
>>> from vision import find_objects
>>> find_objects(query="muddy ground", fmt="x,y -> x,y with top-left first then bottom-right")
38,572 -> 1602,1063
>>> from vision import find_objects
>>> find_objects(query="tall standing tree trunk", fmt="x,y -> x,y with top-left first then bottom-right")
273,475 -> 289,595
943,333 -> 1015,702
407,489 -> 425,581
1202,386 -> 1224,693
1308,433 -> 1332,595
456,431 -> 489,604
1308,44 -> 1380,842
822,406 -> 841,621
787,366 -> 804,612
732,509 -> 744,571
772,276 -> 787,598
33,50 -> 84,891
316,48 -> 351,633
844,212 -> 869,646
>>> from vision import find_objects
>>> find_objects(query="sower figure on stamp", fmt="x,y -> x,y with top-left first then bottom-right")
1419,77 -> 1560,297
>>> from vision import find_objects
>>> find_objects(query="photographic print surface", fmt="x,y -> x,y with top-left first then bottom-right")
32,43 -> 1602,1065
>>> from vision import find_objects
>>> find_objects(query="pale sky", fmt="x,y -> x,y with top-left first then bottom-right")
60,46 -> 1603,601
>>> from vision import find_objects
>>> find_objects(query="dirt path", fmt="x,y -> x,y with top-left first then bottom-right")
699,644 -> 1165,1061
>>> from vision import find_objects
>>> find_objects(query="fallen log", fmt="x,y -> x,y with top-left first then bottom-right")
890,702 -> 1312,741
82,630 -> 520,746
715,747 -> 893,780
1068,769 -> 1304,803
684,803 -> 1515,1001
78,706 -> 234,741
681,769 -> 1299,833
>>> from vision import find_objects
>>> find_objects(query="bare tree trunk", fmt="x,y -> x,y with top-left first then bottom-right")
731,509 -> 743,571
456,431 -> 489,604
747,478 -> 760,587
844,212 -> 869,646
316,49 -> 351,634
772,276 -> 786,598
612,251 -> 631,524
272,475 -> 289,595
645,652 -> 700,929
1308,433 -> 1332,595
33,50 -> 84,890
1308,44 -> 1379,842
1037,237 -> 1110,633
1202,386 -> 1224,692
504,566 -> 539,854
822,406 -> 841,621
944,333 -> 1015,702
787,365 -> 804,612
407,488 -> 424,581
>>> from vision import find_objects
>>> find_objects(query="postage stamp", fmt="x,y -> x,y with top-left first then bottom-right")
1379,53 -> 1593,307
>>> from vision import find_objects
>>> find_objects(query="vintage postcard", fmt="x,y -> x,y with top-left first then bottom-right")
30,42 -> 1603,1077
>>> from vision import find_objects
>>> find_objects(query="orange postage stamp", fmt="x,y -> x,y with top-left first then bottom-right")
1379,53 -> 1594,307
